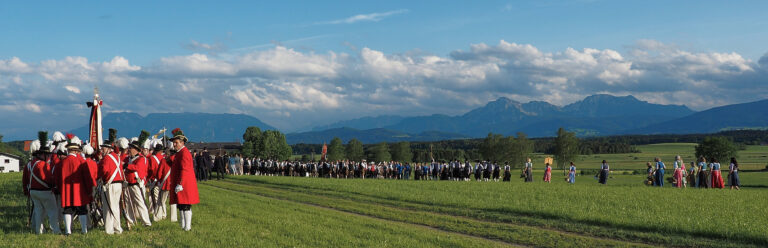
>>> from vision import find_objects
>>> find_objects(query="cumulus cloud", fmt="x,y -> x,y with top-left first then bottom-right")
0,39 -> 766,134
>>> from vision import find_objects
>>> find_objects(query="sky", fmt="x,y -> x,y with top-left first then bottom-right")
1,0 -> 767,140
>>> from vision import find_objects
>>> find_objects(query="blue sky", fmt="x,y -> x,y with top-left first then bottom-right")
1,0 -> 767,140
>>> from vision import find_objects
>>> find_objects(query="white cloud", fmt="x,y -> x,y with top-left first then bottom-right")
65,85 -> 81,94
1,39 -> 766,132
315,9 -> 409,25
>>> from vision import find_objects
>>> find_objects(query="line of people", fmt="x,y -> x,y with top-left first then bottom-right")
646,156 -> 740,189
21,128 -> 200,235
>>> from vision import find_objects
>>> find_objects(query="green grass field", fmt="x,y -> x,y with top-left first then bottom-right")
533,143 -> 768,171
2,168 -> 767,247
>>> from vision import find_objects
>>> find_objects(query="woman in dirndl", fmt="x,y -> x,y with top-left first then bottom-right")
524,158 -> 533,182
710,158 -> 724,189
729,157 -> 740,190
568,162 -> 576,184
673,156 -> 683,188
543,163 -> 552,183
598,160 -> 609,184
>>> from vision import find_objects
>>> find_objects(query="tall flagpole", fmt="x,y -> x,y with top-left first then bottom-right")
88,87 -> 103,150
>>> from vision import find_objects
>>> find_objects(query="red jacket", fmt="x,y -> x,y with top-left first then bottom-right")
58,154 -> 92,207
98,152 -> 124,184
124,155 -> 148,185
22,160 -> 32,196
170,146 -> 199,205
25,159 -> 55,193
152,153 -> 173,191
84,158 -> 99,194
147,154 -> 157,181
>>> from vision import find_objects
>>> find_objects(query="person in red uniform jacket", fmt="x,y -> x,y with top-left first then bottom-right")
26,134 -> 62,234
99,140 -> 125,234
57,134 -> 92,235
169,128 -> 199,231
124,133 -> 153,227
150,139 -> 172,221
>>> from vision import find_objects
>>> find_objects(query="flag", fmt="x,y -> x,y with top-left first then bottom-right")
87,87 -> 103,150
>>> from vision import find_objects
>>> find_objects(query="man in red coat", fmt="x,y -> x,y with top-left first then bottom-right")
150,139 -> 172,221
26,135 -> 62,234
124,133 -> 152,227
57,134 -> 92,235
169,128 -> 199,231
99,139 -> 125,235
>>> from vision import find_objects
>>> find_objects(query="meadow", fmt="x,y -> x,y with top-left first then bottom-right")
2,168 -> 766,247
533,143 -> 768,171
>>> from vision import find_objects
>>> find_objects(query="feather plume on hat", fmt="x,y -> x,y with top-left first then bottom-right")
52,131 -> 65,143
117,137 -> 129,150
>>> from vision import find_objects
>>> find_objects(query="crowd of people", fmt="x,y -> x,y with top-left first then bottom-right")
645,156 -> 741,189
205,154 -> 743,191
21,128 -> 199,235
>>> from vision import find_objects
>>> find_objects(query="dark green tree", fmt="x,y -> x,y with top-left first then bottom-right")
695,136 -> 738,164
327,137 -> 345,161
371,142 -> 391,162
346,138 -> 365,162
391,141 -> 412,163
554,128 -> 579,173
510,132 -> 533,168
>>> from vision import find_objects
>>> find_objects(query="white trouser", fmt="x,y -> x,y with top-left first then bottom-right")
147,184 -> 158,213
126,184 -> 152,226
102,183 -> 123,234
30,190 -> 61,234
153,190 -> 169,221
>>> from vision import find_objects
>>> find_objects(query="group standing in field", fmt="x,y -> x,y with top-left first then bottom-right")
645,156 -> 740,190
21,128 -> 200,235
209,152 -> 745,191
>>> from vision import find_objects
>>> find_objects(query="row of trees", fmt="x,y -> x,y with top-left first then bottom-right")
308,128 -> 581,169
240,127 -> 741,170
241,127 -> 292,160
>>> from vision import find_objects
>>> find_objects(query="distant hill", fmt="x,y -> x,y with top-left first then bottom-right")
286,127 -> 469,144
311,115 -> 405,131
70,112 -> 276,142
313,94 -> 696,138
628,99 -> 768,134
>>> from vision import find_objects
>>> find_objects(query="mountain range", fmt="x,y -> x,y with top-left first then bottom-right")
70,112 -> 276,142
316,94 -> 695,138
59,94 -> 768,144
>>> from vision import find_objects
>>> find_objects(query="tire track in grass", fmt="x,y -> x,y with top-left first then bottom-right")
206,180 -> 651,248
203,182 -> 524,248
229,177 -> 758,248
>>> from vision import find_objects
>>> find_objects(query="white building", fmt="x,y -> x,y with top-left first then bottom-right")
0,153 -> 21,173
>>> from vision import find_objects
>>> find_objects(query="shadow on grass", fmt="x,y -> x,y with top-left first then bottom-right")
226,176 -> 768,247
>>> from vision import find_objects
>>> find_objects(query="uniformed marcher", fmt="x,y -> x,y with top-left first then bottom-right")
124,131 -> 152,227
24,132 -> 62,234
57,134 -> 93,235
98,130 -> 125,235
151,138 -> 172,221
168,128 -> 200,231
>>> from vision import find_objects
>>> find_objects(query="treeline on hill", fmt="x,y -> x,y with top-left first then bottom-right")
289,128 -> 582,169
0,135 -> 28,166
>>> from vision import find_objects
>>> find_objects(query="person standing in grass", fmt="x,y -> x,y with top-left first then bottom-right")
672,156 -> 684,188
654,157 -> 665,187
698,157 -> 709,188
503,162 -> 511,182
169,128 -> 200,231
688,162 -> 698,187
598,160 -> 609,185
710,158 -> 724,189
543,162 -> 552,183
728,157 -> 740,190
568,162 -> 576,184
524,158 -> 533,182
